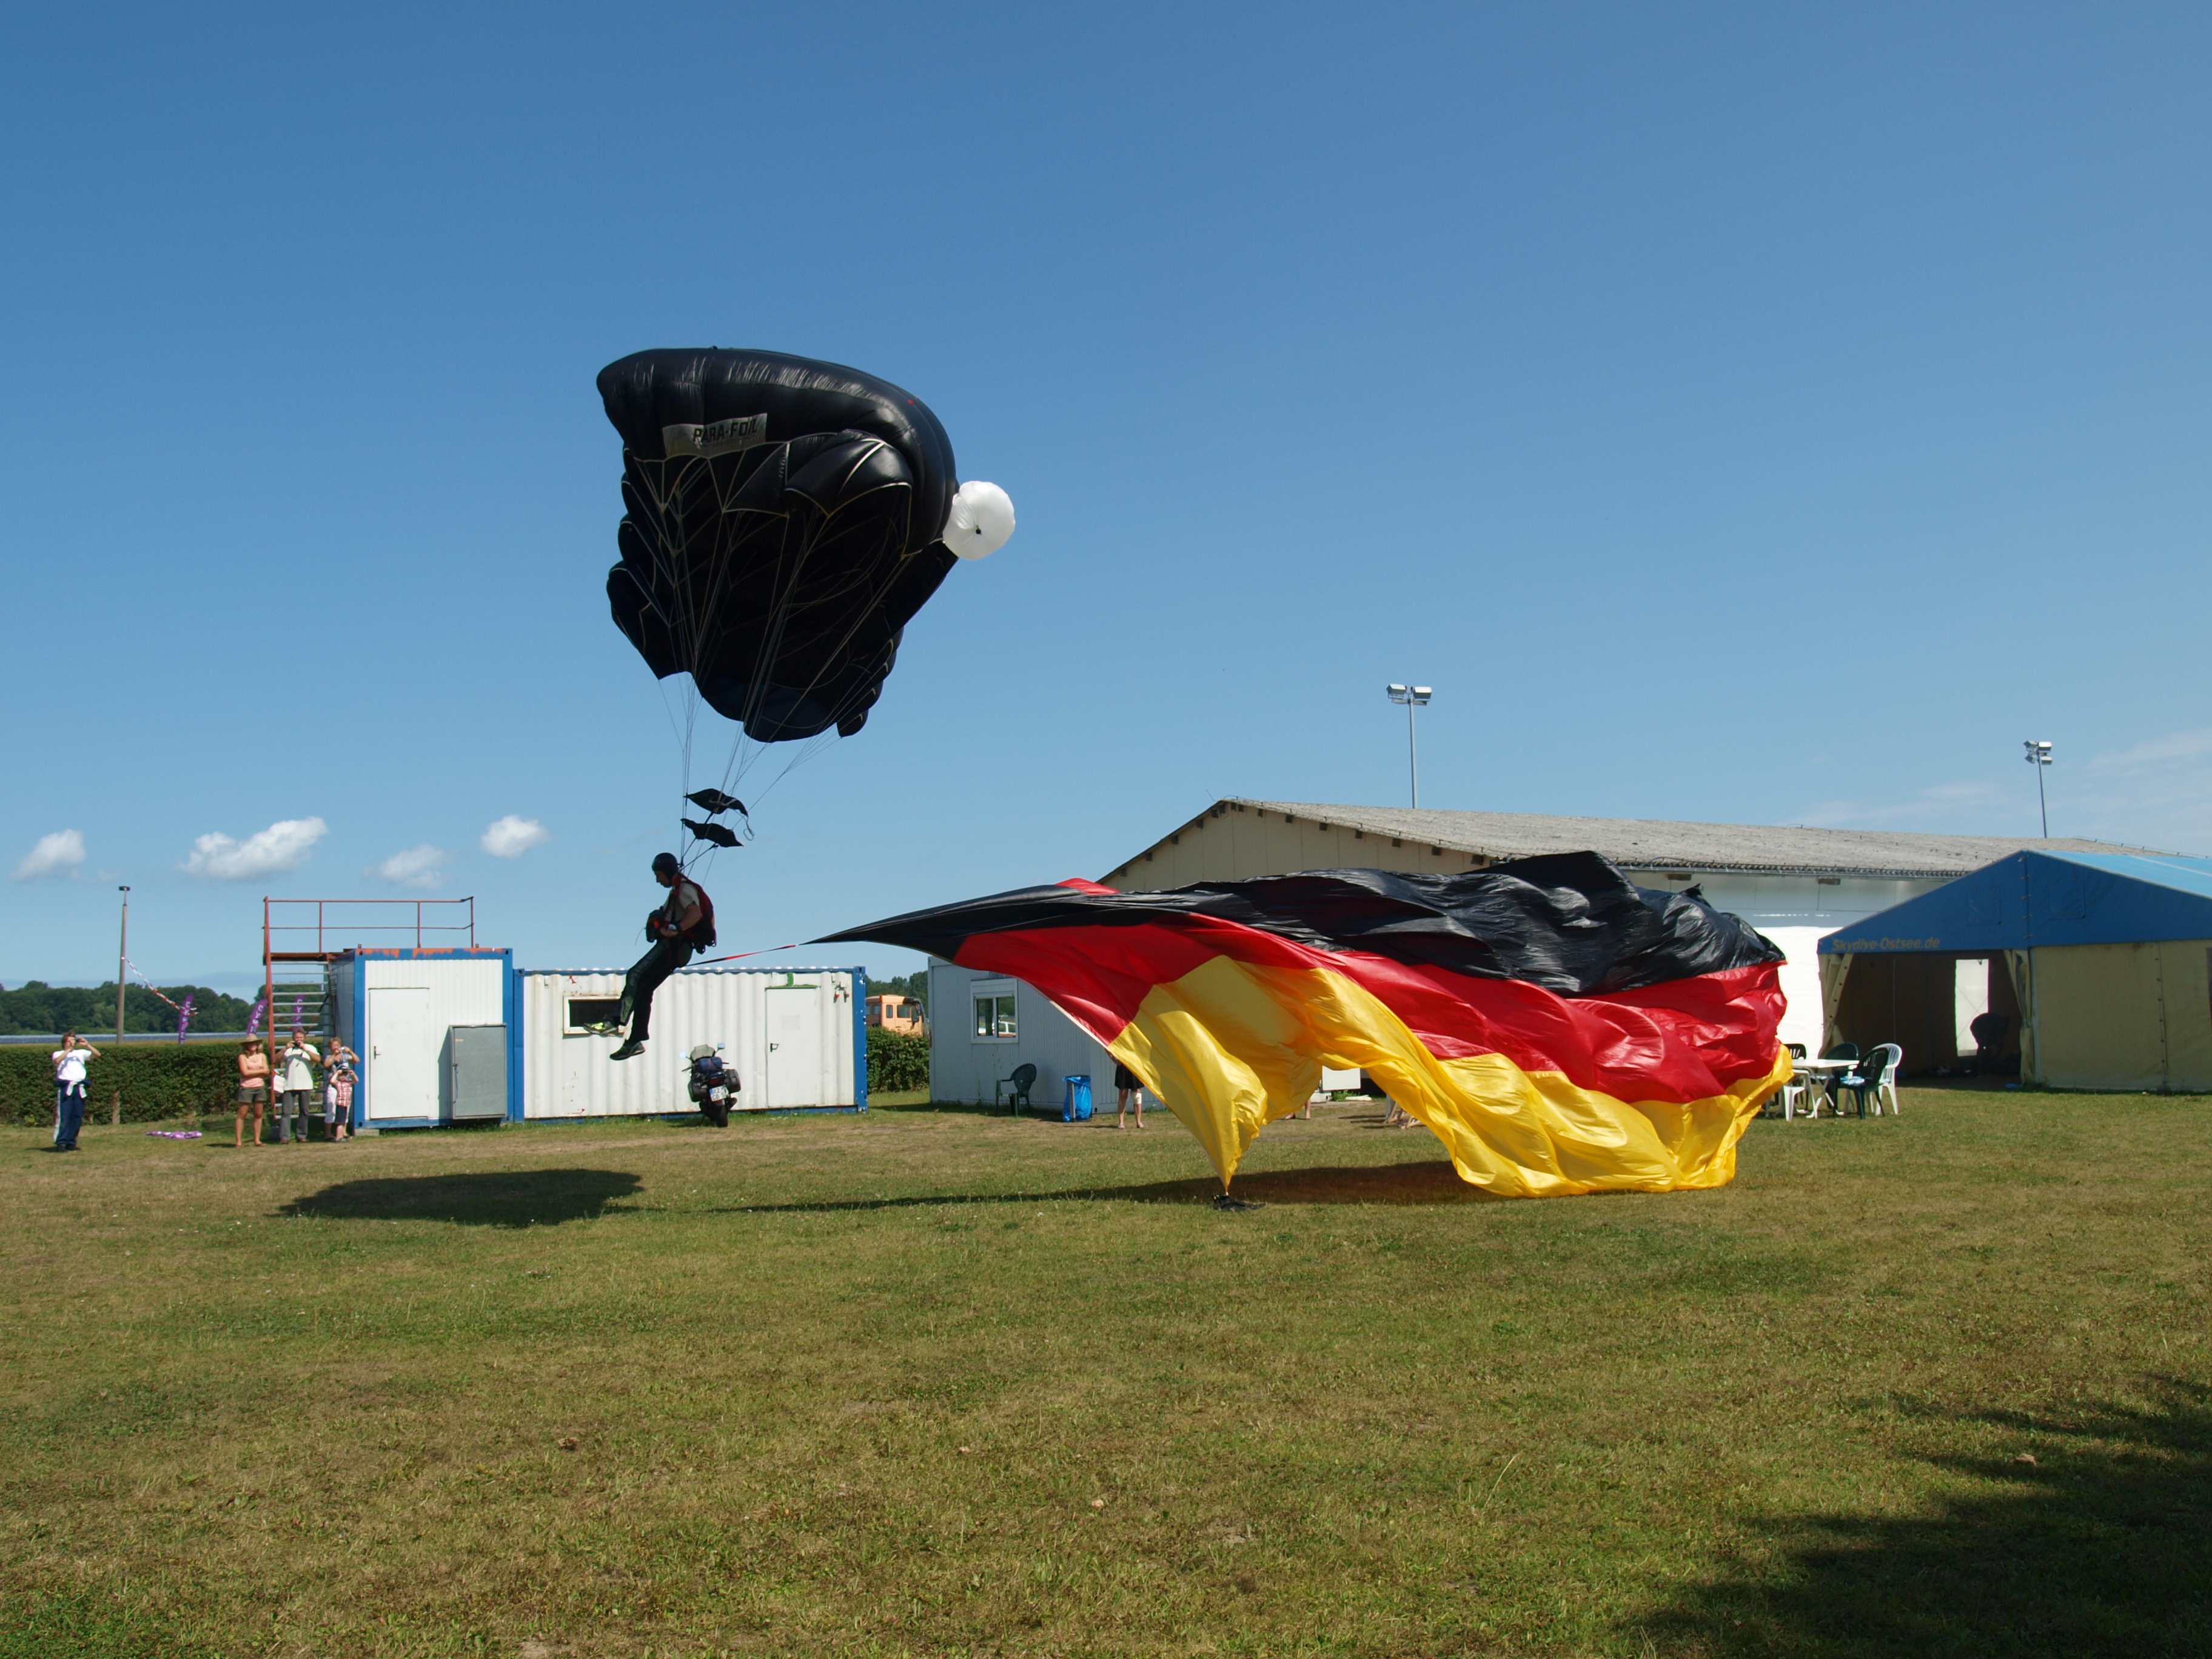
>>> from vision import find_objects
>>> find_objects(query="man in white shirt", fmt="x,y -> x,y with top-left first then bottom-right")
50,1033 -> 99,1151
276,1030 -> 321,1143
611,852 -> 713,1062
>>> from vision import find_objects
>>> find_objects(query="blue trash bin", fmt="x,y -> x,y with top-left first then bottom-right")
1062,1075 -> 1093,1122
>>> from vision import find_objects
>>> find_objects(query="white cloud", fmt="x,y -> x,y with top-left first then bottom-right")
481,814 -> 551,859
366,844 -> 449,890
1792,779 -> 2003,829
2088,728 -> 2212,774
11,829 -> 85,882
183,817 -> 328,882
1918,780 -> 2000,803
1786,730 -> 2212,854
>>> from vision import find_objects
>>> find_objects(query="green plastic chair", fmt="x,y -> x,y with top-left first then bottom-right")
1838,1044 -> 1903,1116
1818,1042 -> 1860,1114
995,1063 -> 1038,1114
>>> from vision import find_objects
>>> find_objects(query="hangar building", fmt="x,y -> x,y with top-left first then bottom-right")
928,799 -> 2146,1105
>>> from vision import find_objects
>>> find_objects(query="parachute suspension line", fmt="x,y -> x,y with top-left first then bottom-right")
634,440 -> 932,853
705,504 -> 870,809
727,503 -> 822,762
711,562 -> 907,821
705,482 -> 934,819
657,457 -> 712,857
716,443 -> 910,778
632,449 -> 729,867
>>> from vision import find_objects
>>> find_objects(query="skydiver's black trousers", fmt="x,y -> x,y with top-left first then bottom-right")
620,936 -> 694,1042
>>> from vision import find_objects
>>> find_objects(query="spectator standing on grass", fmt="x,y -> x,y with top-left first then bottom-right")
49,1032 -> 99,1152
323,1039 -> 357,1141
235,1041 -> 270,1147
1114,1060 -> 1146,1130
276,1030 -> 320,1143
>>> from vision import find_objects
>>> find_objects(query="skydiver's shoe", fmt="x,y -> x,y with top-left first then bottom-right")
609,1039 -> 646,1062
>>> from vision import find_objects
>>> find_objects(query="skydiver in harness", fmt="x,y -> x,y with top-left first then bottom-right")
610,852 -> 716,1062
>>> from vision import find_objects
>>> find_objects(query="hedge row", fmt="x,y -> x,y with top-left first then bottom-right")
866,1028 -> 931,1093
6,1031 -> 940,1123
0,1043 -> 244,1127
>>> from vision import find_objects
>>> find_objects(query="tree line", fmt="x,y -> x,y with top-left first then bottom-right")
0,981 -> 258,1036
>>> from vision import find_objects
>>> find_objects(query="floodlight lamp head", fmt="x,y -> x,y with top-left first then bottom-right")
2023,739 -> 2053,764
1387,683 -> 1409,699
1411,686 -> 1432,703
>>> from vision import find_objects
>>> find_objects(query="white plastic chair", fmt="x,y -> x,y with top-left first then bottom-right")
1772,1073 -> 1809,1119
1769,1047 -> 1810,1119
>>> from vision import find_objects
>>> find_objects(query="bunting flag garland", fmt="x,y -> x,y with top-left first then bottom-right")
820,854 -> 1790,1198
121,959 -> 199,1042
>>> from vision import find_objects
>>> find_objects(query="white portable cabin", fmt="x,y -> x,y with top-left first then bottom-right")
518,965 -> 865,1119
329,948 -> 520,1129
929,962 -> 1111,1110
929,962 -> 1355,1111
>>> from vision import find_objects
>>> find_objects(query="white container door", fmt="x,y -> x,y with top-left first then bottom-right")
764,988 -> 826,1107
367,987 -> 437,1120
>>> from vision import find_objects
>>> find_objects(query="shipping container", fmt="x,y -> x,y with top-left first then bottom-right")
330,948 -> 520,1128
518,965 -> 865,1119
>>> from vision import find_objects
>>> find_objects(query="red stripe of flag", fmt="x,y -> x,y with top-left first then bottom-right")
954,911 -> 1781,1106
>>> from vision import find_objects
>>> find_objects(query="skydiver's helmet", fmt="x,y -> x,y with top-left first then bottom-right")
652,851 -> 680,877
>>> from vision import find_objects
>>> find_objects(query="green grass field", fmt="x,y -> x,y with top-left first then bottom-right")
4,1090 -> 2207,1658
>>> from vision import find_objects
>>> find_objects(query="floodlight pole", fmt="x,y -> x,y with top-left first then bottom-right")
1407,698 -> 1419,808
2023,740 -> 2053,838
115,886 -> 130,1045
1386,684 -> 1434,808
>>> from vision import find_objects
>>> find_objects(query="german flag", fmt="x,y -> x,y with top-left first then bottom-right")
821,854 -> 1790,1198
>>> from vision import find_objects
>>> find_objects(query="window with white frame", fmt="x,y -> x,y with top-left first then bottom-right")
971,979 -> 1017,1041
565,996 -> 623,1034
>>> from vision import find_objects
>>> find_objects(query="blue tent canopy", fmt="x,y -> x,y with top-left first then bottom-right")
1818,851 -> 2212,956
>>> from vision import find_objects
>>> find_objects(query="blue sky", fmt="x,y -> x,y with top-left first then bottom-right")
3,2 -> 2208,994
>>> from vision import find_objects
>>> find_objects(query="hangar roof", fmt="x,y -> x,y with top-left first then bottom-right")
1213,799 -> 2154,880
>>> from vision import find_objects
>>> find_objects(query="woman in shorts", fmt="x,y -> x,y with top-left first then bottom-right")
235,1041 -> 270,1147
1113,1061 -> 1145,1130
323,1040 -> 357,1141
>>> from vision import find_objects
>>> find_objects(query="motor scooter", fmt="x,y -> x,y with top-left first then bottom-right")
687,1043 -> 737,1127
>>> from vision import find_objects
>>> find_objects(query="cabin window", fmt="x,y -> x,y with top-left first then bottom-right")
565,997 -> 622,1034
971,980 -> 1017,1041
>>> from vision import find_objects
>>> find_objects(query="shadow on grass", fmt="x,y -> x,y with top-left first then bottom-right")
276,1168 -> 642,1227
1633,1381 -> 2212,1657
725,1159 -> 1489,1215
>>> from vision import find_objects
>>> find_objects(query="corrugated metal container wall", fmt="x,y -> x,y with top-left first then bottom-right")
521,966 -> 861,1119
357,956 -> 508,1124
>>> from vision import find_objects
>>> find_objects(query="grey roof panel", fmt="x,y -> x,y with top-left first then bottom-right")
1208,799 -> 2162,879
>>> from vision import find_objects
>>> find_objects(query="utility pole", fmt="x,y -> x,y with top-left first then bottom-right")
2023,740 -> 2053,838
1386,684 -> 1433,808
113,885 -> 130,1127
115,886 -> 130,1044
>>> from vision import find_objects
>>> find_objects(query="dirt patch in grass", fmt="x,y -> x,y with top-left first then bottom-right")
2,1092 -> 2207,1655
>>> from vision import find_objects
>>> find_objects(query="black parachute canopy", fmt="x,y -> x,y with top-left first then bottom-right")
600,349 -> 960,743
681,818 -> 742,849
685,789 -> 747,817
